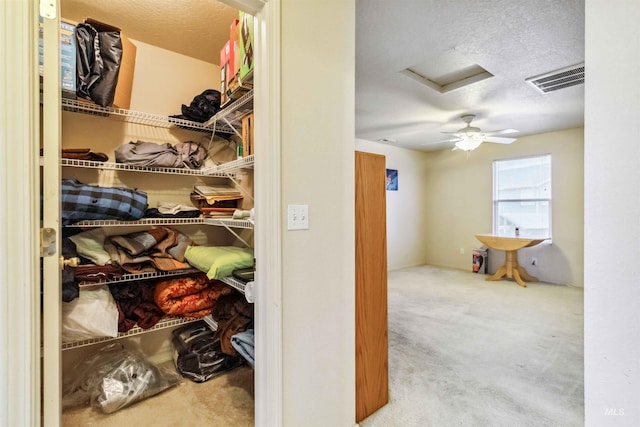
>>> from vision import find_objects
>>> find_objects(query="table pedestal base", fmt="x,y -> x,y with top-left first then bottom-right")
485,250 -> 539,287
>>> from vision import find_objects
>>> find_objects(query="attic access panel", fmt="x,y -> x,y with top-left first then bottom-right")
400,63 -> 494,94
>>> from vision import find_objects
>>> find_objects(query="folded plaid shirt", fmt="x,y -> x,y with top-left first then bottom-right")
61,179 -> 148,225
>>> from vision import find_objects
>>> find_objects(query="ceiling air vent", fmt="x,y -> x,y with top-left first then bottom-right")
525,62 -> 584,94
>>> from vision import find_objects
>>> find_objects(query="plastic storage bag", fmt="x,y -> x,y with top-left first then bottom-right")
172,321 -> 245,382
62,285 -> 119,342
62,343 -> 183,414
75,20 -> 123,107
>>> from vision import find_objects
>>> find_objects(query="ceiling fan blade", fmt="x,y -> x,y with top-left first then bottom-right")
484,128 -> 519,136
422,137 -> 461,146
484,136 -> 517,144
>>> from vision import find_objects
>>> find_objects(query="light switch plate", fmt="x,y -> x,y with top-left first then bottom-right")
287,204 -> 309,230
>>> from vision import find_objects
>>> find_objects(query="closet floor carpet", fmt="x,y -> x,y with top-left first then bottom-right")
361,265 -> 584,427
61,364 -> 254,426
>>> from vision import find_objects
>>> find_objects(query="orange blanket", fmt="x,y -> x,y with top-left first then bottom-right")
154,273 -> 234,318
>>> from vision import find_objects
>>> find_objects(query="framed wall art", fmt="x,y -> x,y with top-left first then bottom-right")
386,169 -> 398,191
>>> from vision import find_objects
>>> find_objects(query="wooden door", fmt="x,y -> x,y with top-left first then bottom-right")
355,151 -> 388,422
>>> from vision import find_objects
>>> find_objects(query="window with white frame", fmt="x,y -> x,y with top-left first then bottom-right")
493,154 -> 551,238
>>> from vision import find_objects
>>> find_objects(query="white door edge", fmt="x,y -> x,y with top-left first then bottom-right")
1,0 -> 43,425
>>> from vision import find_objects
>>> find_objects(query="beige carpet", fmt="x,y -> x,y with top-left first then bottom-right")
361,265 -> 584,427
61,364 -> 254,426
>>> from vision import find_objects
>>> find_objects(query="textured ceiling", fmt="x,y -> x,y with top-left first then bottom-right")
356,0 -> 585,151
61,0 -> 238,65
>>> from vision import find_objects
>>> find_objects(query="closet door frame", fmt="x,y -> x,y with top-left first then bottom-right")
253,0 -> 283,425
0,1 -> 42,426
0,0 -> 284,425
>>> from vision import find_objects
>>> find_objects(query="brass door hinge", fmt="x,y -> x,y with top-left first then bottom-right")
40,227 -> 56,257
39,0 -> 57,19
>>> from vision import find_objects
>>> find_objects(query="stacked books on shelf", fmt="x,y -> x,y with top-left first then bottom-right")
191,185 -> 243,217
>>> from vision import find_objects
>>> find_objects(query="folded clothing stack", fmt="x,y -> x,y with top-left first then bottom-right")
61,179 -> 147,225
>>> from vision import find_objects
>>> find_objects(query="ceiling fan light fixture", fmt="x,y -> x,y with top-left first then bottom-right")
454,136 -> 483,151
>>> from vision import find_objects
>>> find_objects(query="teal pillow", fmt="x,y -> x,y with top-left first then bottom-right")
185,246 -> 254,279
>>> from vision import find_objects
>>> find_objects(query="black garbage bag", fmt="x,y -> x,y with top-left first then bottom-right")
75,24 -> 101,100
75,20 -> 123,107
172,321 -> 244,382
177,89 -> 222,123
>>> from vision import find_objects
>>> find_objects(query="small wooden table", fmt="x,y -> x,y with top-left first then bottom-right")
475,234 -> 548,287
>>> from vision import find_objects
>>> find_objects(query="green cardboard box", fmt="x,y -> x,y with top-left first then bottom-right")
239,11 -> 254,81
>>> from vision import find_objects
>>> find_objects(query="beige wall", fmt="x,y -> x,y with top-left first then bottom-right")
281,0 -> 356,425
355,138 -> 430,270
423,127 -> 584,286
129,39 -> 220,115
585,0 -> 640,422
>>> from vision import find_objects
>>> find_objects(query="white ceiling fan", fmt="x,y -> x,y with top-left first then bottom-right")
430,114 -> 518,151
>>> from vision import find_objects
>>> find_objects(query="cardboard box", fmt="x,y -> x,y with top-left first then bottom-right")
219,19 -> 241,107
220,40 -> 233,105
238,11 -> 254,80
230,18 -> 241,80
242,113 -> 254,156
39,17 -> 77,99
114,33 -> 136,109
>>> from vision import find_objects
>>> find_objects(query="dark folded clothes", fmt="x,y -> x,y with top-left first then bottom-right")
74,264 -> 125,283
144,208 -> 201,219
110,281 -> 164,332
62,148 -> 109,162
212,293 -> 254,356
39,148 -> 109,162
62,266 -> 79,302
62,238 -> 80,302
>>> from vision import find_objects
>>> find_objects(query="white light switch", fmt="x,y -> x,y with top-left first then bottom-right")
287,204 -> 309,230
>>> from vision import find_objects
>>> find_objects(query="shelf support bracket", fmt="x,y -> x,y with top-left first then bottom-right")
219,222 -> 252,248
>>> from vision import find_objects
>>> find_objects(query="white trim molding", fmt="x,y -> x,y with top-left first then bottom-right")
0,0 -> 41,425
254,0 -> 283,426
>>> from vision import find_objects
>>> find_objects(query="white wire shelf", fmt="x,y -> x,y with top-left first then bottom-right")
202,315 -> 219,331
68,218 -> 207,228
205,217 -> 254,229
61,98 -> 236,134
58,156 -> 254,175
77,268 -> 202,289
60,158 -> 231,177
61,316 -> 202,350
204,89 -> 254,129
66,217 -> 254,229
219,276 -> 247,294
213,154 -> 255,173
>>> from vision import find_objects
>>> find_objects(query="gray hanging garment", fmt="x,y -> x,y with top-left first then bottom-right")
175,141 -> 208,169
115,140 -> 207,169
115,141 -> 182,168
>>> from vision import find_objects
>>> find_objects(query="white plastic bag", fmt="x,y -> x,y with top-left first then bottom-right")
62,343 -> 183,413
62,285 -> 119,342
